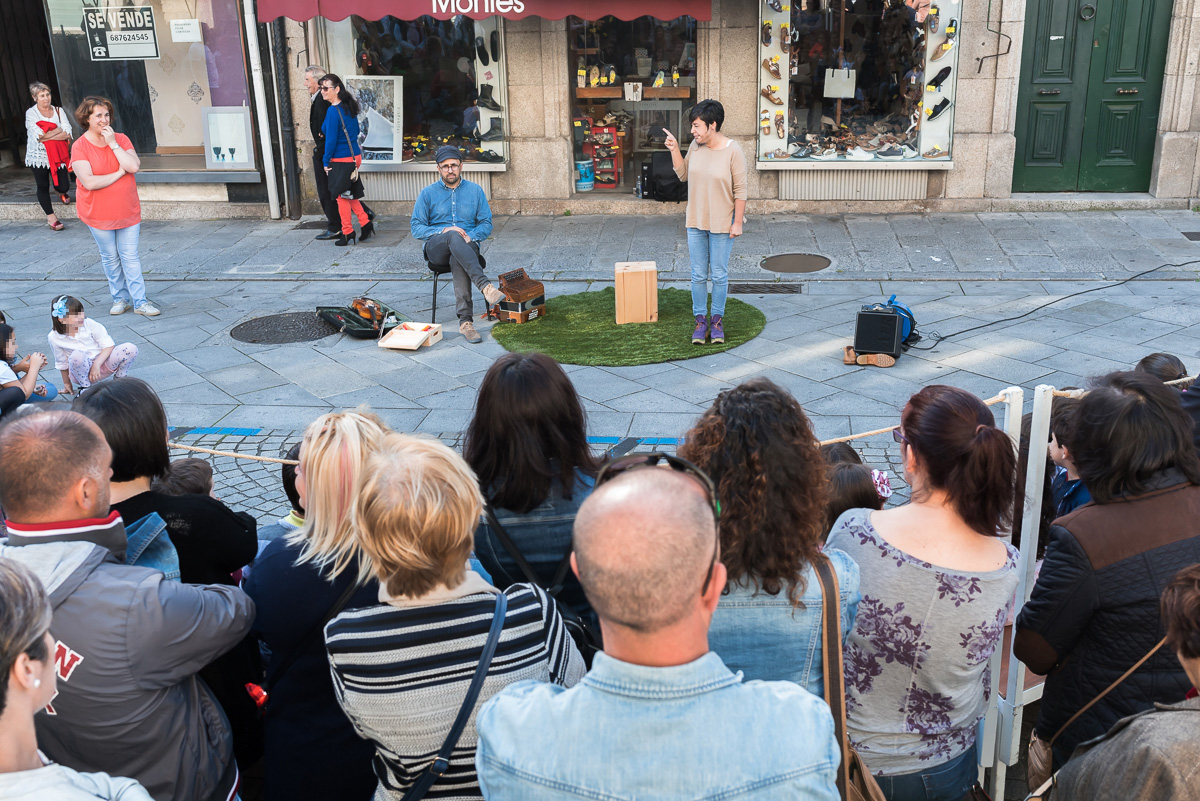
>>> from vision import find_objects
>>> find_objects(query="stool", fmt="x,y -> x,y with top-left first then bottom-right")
427,252 -> 489,324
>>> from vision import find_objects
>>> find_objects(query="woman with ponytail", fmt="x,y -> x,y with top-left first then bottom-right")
827,385 -> 1019,801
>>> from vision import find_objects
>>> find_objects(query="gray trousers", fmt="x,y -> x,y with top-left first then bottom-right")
424,231 -> 489,323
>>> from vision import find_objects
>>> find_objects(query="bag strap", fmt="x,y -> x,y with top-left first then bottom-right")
1049,635 -> 1168,745
335,107 -> 358,158
268,578 -> 359,693
485,504 -> 572,597
401,591 -> 509,801
816,556 -> 851,801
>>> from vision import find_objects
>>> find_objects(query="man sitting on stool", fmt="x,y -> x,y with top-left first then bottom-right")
411,145 -> 504,344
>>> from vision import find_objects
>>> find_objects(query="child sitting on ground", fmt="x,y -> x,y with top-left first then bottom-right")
152,457 -> 216,497
47,295 -> 138,395
257,442 -> 304,545
1135,352 -> 1187,386
1049,397 -> 1092,517
0,322 -> 56,416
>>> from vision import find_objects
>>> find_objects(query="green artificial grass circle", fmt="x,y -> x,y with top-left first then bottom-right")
490,286 -> 766,367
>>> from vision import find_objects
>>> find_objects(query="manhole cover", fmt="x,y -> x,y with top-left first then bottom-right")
728,283 -> 802,294
760,253 -> 832,274
230,312 -> 339,344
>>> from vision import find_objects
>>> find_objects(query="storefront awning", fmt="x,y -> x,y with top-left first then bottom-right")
257,0 -> 712,23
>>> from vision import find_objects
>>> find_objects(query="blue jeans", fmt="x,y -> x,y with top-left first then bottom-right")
875,742 -> 978,801
687,226 -> 734,318
88,223 -> 147,307
24,383 -> 58,403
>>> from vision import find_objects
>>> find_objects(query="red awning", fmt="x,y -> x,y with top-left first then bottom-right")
257,0 -> 712,23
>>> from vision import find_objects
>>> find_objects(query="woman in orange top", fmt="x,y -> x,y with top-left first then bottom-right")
69,96 -> 160,317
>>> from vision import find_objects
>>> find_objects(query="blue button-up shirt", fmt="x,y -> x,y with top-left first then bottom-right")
476,651 -> 841,800
410,178 -> 493,242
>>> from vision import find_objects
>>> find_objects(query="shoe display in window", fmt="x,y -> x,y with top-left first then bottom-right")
476,36 -> 489,66
927,5 -> 940,32
931,19 -> 957,61
760,86 -> 783,105
922,145 -> 948,159
653,70 -> 665,87
766,0 -> 783,10
762,56 -> 781,80
845,146 -> 874,160
760,109 -> 772,136
478,84 -> 502,111
925,98 -> 952,120
780,24 -> 790,54
490,30 -> 500,61
775,112 -> 785,139
811,147 -> 839,160
480,121 -> 505,141
762,20 -> 772,47
475,149 -> 504,163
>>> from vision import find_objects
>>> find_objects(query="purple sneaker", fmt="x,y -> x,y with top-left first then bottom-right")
691,314 -> 708,344
710,315 -> 724,344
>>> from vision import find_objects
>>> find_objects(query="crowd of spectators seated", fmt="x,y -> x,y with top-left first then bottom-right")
1,351 -> 1200,801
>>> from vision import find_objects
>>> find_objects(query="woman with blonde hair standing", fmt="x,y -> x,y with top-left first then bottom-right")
24,82 -> 72,232
244,409 -> 390,801
69,96 -> 158,317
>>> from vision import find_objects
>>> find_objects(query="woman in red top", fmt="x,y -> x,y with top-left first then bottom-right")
69,96 -> 160,317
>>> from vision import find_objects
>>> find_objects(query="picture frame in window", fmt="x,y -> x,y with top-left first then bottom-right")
202,106 -> 253,170
345,76 -> 404,163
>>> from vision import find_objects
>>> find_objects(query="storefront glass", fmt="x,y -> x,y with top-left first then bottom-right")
567,15 -> 697,192
325,15 -> 508,166
756,0 -> 958,164
44,0 -> 255,172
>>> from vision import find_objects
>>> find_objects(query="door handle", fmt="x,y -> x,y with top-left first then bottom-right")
1080,3 -> 1096,19
1038,89 -> 1062,95
1116,88 -> 1139,94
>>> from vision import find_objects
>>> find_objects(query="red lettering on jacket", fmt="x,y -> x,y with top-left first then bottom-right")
54,640 -> 84,681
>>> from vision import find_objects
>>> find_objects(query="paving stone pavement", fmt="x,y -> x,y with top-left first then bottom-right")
2,208 -> 1198,524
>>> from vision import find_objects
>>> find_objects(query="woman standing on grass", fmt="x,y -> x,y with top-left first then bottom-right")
664,99 -> 747,347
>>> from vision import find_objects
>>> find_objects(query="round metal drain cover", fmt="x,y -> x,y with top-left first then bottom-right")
760,253 -> 832,274
230,312 -> 338,344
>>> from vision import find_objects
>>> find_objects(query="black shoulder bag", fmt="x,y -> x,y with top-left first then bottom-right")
401,591 -> 508,801
484,505 -> 602,666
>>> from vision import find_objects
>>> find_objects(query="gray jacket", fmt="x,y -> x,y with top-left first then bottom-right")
0,519 -> 255,801
1051,697 -> 1200,800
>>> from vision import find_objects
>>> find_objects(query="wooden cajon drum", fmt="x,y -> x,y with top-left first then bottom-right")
615,261 -> 658,324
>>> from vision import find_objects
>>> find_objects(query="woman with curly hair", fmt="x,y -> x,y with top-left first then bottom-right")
679,377 -> 860,699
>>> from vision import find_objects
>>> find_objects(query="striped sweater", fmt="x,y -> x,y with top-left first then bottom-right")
325,582 -> 586,800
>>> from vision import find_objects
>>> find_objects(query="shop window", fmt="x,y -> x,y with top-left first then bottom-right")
325,15 -> 508,166
757,0 -> 957,164
43,0 -> 255,172
567,16 -> 697,193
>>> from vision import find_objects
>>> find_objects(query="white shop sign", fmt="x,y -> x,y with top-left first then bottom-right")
84,6 -> 160,61
170,19 -> 203,43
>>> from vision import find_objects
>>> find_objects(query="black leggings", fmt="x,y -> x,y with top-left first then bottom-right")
30,166 -> 54,215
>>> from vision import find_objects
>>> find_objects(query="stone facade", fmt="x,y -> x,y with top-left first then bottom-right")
285,0 -> 1200,215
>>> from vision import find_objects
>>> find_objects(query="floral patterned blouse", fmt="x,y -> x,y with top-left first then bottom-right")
826,508 -> 1019,776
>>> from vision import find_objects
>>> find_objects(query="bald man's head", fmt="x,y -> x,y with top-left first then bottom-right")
573,468 -> 717,633
0,411 -> 111,520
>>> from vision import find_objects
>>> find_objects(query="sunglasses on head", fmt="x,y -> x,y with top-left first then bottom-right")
595,453 -> 722,595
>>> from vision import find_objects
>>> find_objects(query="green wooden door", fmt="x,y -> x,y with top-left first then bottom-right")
1013,0 -> 1171,192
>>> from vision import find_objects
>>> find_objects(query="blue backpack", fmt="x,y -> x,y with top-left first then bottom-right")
886,294 -> 920,349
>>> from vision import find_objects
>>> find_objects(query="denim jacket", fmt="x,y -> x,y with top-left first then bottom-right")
124,512 -> 180,581
708,547 -> 860,698
476,651 -> 841,800
474,470 -> 595,623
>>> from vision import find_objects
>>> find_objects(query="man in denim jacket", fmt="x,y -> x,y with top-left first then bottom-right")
475,466 -> 841,800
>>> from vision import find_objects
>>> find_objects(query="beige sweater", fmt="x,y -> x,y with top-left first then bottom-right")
674,138 -> 748,233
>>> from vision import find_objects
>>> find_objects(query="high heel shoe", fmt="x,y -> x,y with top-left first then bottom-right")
335,231 -> 357,247
359,221 -> 375,242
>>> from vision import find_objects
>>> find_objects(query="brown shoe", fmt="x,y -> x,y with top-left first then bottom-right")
482,283 -> 505,305
459,320 -> 482,344
857,352 -> 896,368
762,57 -> 781,80
843,345 -> 858,365
760,86 -> 783,105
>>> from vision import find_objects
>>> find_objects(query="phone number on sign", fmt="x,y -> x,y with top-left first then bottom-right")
108,32 -> 152,43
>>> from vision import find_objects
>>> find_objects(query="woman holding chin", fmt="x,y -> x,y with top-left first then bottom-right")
69,96 -> 159,318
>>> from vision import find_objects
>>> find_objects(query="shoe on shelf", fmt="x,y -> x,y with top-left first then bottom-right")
478,83 -> 502,111
761,21 -> 772,47
845,146 -> 875,160
931,19 -> 957,61
767,0 -> 783,10
315,229 -> 339,240
925,98 -> 952,121
476,36 -> 489,66
762,57 -> 781,80
475,149 -> 504,163
775,112 -> 785,139
789,145 -> 813,158
483,283 -> 505,305
760,109 -> 772,136
110,300 -> 131,315
692,315 -> 708,345
709,316 -> 724,344
780,24 -> 790,54
459,320 -> 482,344
760,86 -> 783,105
857,352 -> 896,368
490,30 -> 500,61
811,147 -> 839,160
480,121 -> 505,141
922,145 -> 949,159
134,302 -> 161,317
926,66 -> 952,91
653,70 -> 665,88
928,5 -> 940,32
